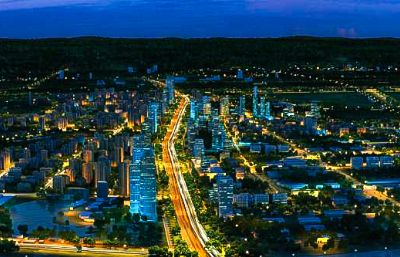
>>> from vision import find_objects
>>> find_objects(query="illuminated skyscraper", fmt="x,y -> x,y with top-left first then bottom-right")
190,99 -> 198,120
129,133 -> 157,222
111,146 -> 124,167
119,160 -> 130,197
310,101 -> 321,118
53,175 -> 70,194
220,96 -> 230,117
211,113 -> 222,152
148,102 -> 159,134
82,162 -> 93,184
252,86 -> 258,118
238,95 -> 245,116
265,101 -> 272,120
0,149 -> 11,171
202,95 -> 211,117
160,90 -> 167,114
217,175 -> 234,218
260,96 -> 266,117
193,139 -> 205,160
166,77 -> 175,104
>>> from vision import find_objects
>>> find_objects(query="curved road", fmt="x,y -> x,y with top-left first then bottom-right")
162,92 -> 218,257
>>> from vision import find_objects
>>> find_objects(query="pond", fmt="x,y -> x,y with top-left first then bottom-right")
9,199 -> 90,236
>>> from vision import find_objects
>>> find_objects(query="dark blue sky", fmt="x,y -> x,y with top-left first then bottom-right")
0,0 -> 399,38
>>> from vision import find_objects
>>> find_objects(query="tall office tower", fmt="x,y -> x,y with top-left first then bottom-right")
193,139 -> 205,160
94,157 -> 111,187
161,90 -> 168,114
127,106 -> 136,128
217,176 -> 234,218
40,149 -> 48,163
28,91 -> 33,106
211,116 -> 222,152
238,96 -> 246,116
189,99 -> 198,120
39,116 -> 46,131
138,151 -> 157,221
82,162 -> 93,184
82,149 -> 93,163
119,160 -> 130,197
53,175 -> 70,194
0,149 -> 11,171
166,77 -> 175,104
265,101 -> 272,120
220,96 -> 230,117
57,117 -> 68,130
97,181 -> 109,199
148,102 -> 159,134
129,133 -> 157,222
129,137 -> 143,215
260,96 -> 266,118
252,86 -> 259,118
310,100 -> 321,118
111,146 -> 124,167
186,120 -> 198,152
221,127 -> 232,152
202,96 -> 211,117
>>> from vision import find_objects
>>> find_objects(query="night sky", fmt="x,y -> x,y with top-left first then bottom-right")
0,0 -> 399,38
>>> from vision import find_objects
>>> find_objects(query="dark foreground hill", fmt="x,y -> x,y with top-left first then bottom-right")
1,37 -> 400,74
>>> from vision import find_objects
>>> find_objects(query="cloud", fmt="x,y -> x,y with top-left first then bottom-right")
0,0 -> 117,11
245,0 -> 400,13
0,0 -> 225,11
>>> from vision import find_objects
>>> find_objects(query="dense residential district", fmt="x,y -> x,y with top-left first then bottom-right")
3,62 -> 400,257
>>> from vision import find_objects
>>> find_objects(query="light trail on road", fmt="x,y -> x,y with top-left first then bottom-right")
162,90 -> 219,257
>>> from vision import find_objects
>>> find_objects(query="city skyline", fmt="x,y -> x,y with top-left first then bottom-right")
1,0 -> 400,38
2,2 -> 400,255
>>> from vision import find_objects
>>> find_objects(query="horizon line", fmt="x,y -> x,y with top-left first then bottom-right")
1,35 -> 400,41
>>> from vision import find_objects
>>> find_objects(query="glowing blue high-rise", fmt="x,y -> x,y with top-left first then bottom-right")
166,77 -> 175,104
252,86 -> 258,118
260,96 -> 266,118
148,102 -> 159,134
129,133 -> 157,222
190,99 -> 198,120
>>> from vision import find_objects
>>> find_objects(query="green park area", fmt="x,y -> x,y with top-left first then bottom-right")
271,92 -> 372,108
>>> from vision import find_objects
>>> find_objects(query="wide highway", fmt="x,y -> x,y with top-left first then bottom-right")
162,92 -> 219,257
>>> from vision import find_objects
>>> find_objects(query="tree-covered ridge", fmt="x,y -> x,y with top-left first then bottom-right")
1,37 -> 400,75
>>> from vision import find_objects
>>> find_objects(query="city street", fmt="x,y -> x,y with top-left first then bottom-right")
162,93 -> 210,257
